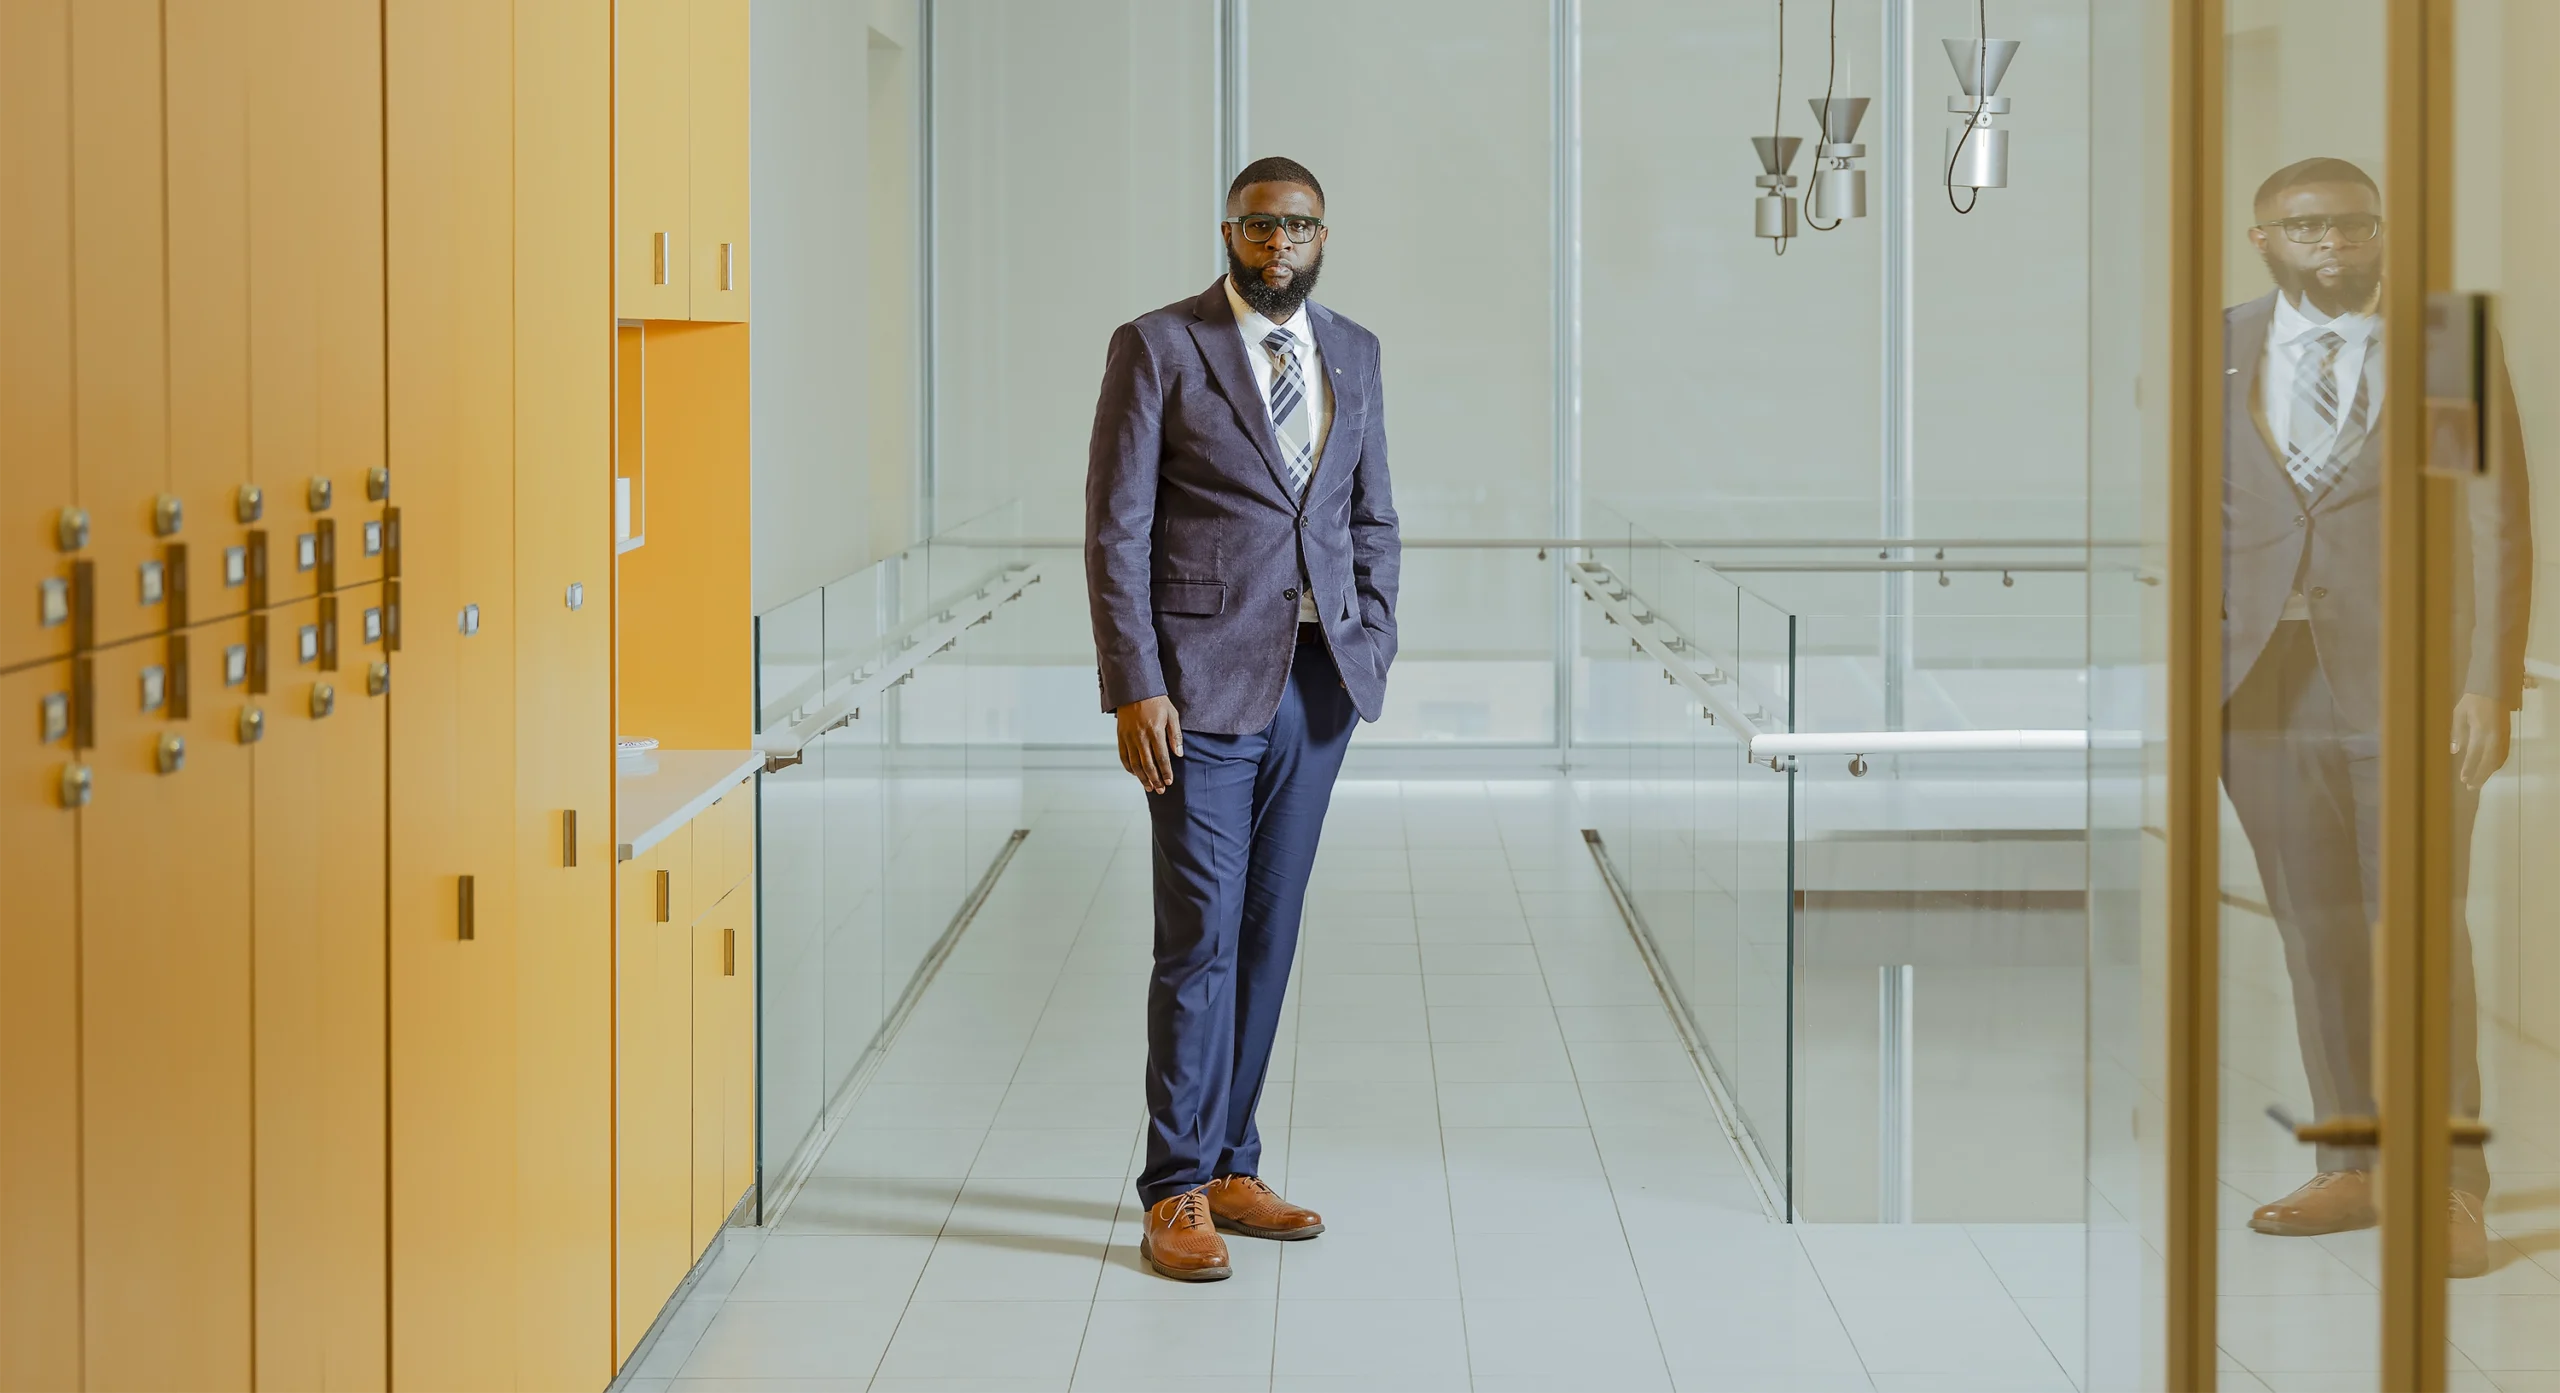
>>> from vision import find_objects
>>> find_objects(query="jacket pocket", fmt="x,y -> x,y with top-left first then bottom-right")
1152,579 -> 1227,616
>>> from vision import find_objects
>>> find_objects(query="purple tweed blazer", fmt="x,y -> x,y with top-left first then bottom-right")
1086,279 -> 1402,736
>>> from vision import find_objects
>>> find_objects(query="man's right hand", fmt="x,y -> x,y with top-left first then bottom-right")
1116,695 -> 1183,794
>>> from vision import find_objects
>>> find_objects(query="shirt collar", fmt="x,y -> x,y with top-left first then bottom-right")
1224,274 -> 1314,350
2271,289 -> 2380,347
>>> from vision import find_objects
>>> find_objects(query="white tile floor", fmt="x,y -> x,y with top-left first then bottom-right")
619,776 -> 2084,1393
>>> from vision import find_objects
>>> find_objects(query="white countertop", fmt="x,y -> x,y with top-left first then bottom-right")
617,749 -> 761,862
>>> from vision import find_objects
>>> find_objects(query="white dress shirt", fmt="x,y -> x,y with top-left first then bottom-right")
2262,290 -> 2383,619
1224,274 -> 1332,621
2261,289 -> 2384,467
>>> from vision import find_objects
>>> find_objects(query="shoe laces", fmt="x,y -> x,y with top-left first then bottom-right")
2451,1190 -> 2484,1226
1224,1175 -> 1276,1202
1168,1188 -> 1213,1232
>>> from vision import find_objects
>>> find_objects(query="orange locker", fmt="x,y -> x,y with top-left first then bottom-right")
614,0 -> 691,320
385,1 -> 524,1386
163,0 -> 255,623
250,589 -> 389,1392
0,661 -> 81,1393
686,0 -> 750,322
69,0 -> 175,652
82,617 -> 256,1392
0,0 -> 78,672
615,830 -> 693,1368
245,0 -> 390,614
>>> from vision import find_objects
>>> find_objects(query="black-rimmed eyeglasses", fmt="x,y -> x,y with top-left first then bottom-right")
1225,213 -> 1324,245
2255,214 -> 2383,245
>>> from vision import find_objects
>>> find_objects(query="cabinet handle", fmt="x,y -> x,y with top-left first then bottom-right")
723,925 -> 736,976
720,241 -> 734,292
458,874 -> 476,941
653,231 -> 670,286
562,809 -> 578,868
655,869 -> 671,923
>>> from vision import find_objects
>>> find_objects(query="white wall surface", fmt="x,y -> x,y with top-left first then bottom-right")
749,0 -> 921,614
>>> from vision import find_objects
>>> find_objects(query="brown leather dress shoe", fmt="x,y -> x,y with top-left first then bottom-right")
2250,1169 -> 2377,1237
1205,1174 -> 1325,1240
2450,1189 -> 2494,1279
1139,1187 -> 1232,1282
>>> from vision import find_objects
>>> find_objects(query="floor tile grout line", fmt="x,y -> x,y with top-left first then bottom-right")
1507,806 -> 1681,1392
1407,791 -> 1478,1391
1957,1222 -> 2083,1391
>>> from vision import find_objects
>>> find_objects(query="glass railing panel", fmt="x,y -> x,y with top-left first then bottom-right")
753,585 -> 830,1175
1776,571 -> 2088,1226
820,564 -> 891,1102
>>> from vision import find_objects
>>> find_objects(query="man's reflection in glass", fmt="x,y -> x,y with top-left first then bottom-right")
2221,157 -> 2532,1278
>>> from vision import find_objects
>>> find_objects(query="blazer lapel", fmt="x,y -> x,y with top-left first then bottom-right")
1305,303 -> 1364,508
1187,281 -> 1299,502
2226,292 -> 2298,506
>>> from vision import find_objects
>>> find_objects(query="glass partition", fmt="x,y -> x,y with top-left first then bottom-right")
751,526 -> 1034,1202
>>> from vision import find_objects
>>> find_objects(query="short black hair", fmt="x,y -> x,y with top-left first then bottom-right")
1226,156 -> 1324,215
2254,157 -> 2379,219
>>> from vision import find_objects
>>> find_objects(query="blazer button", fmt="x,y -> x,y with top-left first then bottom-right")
2293,514 -> 2307,528
1283,587 -> 1298,601
2309,586 -> 2328,600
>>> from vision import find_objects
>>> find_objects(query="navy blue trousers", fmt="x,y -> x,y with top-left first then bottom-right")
1136,634 -> 1356,1206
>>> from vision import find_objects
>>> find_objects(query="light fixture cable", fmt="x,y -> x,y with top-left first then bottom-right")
1770,0 -> 1791,254
1804,0 -> 1844,232
1945,0 -> 1987,214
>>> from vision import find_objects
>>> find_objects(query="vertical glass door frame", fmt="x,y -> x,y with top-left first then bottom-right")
2375,1 -> 2463,1385
2165,4 -> 2224,1388
2165,2 -> 2466,1386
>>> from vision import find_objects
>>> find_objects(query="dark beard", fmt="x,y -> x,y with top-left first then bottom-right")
1227,244 -> 1323,320
2263,248 -> 2378,317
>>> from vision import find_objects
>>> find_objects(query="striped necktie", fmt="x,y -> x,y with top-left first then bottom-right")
1262,329 -> 1313,496
2285,329 -> 2368,497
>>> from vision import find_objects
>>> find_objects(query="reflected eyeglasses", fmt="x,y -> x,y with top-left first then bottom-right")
2256,214 -> 2383,245
1225,213 -> 1324,245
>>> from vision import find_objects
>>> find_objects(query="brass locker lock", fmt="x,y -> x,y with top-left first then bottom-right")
155,731 -> 186,775
237,707 -> 265,745
152,493 -> 184,538
307,476 -> 333,512
57,506 -> 90,552
310,683 -> 335,719
366,466 -> 390,503
235,484 -> 265,524
367,661 -> 391,697
59,763 -> 92,809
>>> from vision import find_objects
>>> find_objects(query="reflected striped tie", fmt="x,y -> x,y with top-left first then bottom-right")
1263,330 -> 1313,496
2285,329 -> 2367,497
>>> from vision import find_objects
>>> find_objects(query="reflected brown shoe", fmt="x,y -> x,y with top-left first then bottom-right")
1139,1187 -> 1231,1282
1205,1174 -> 1325,1240
2250,1169 -> 2377,1237
2450,1189 -> 2493,1279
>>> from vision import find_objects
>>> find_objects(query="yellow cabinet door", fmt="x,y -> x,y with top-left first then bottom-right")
720,876 -> 757,1218
386,1 -> 523,1385
83,617 -> 256,1392
615,827 -> 694,1369
0,0 -> 78,672
250,591 -> 389,1392
512,1 -> 616,1384
686,0 -> 749,322
0,661 -> 81,1393
69,0 -> 173,652
615,0 -> 691,320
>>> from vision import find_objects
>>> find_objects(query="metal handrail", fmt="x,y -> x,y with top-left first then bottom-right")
1567,560 -> 1773,752
754,563 -> 1042,769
